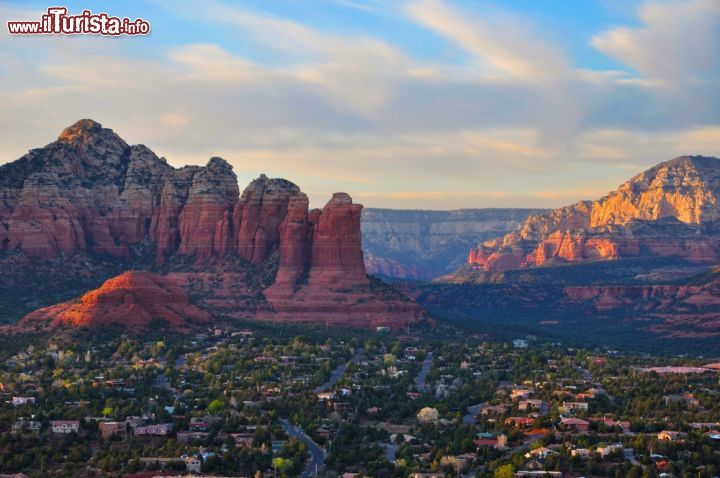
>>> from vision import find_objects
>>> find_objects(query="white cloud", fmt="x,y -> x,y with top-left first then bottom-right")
0,1 -> 717,210
592,0 -> 720,86
574,126 -> 720,167
405,0 -> 569,82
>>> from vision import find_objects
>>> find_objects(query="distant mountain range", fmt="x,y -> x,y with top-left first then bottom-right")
416,155 -> 720,351
462,156 -> 720,274
361,208 -> 544,279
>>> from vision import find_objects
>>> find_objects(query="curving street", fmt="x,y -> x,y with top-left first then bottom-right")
414,351 -> 433,392
280,419 -> 326,478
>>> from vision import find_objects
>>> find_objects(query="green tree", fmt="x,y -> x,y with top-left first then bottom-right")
494,464 -> 515,478
207,399 -> 225,415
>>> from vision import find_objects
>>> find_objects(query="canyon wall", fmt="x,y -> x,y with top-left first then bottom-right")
362,208 -> 543,279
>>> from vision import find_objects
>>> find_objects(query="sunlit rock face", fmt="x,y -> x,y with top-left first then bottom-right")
21,271 -> 211,329
465,156 -> 720,272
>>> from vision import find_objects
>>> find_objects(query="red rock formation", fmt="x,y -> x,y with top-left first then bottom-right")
233,175 -> 301,264
562,274 -> 720,338
465,156 -> 720,272
271,194 -> 313,290
309,193 -> 367,285
466,246 -> 525,270
0,120 -> 240,263
21,271 -> 210,329
177,158 -> 239,259
264,193 -> 424,329
2,119 -> 425,331
364,254 -> 421,279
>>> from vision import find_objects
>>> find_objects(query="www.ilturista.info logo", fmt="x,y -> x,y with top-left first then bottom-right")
7,7 -> 150,36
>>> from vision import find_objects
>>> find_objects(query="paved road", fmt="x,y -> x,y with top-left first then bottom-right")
415,352 -> 433,392
153,373 -> 170,390
384,442 -> 398,463
280,419 -> 325,478
174,355 -> 186,368
624,448 -> 641,467
462,403 -> 484,425
314,348 -> 364,393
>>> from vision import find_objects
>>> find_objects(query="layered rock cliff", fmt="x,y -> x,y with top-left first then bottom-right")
361,208 -> 543,279
562,269 -> 720,339
2,119 -> 423,330
466,156 -> 720,272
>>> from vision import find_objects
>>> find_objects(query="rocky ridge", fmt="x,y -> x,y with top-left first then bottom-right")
466,156 -> 720,272
0,120 -> 423,330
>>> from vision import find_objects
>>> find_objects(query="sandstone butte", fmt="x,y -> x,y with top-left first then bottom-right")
0,119 -> 424,331
21,271 -> 211,330
466,156 -> 720,271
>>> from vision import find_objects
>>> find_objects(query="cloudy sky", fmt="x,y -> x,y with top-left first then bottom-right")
1,0 -> 718,209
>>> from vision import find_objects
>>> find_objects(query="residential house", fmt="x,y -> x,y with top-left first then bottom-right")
189,419 -> 209,432
474,433 -> 508,449
125,416 -> 145,428
317,391 -> 336,402
134,423 -> 173,436
11,419 -> 41,436
525,447 -> 558,460
231,432 -> 255,447
560,401 -> 588,414
658,430 -> 685,441
11,397 -> 35,407
571,448 -> 591,458
596,443 -> 624,457
505,417 -> 536,428
560,417 -> 589,433
99,421 -> 127,439
519,399 -> 544,411
510,389 -> 532,400
185,456 -> 202,473
481,404 -> 509,416
589,417 -> 631,433
51,420 -> 79,434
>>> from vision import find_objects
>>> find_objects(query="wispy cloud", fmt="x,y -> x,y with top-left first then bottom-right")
592,0 -> 720,86
405,0 -> 568,81
0,0 -> 717,209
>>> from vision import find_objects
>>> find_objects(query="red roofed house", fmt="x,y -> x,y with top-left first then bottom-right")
560,417 -> 590,433
505,417 -> 535,428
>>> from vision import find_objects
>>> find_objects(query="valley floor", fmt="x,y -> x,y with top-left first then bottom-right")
0,322 -> 718,477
